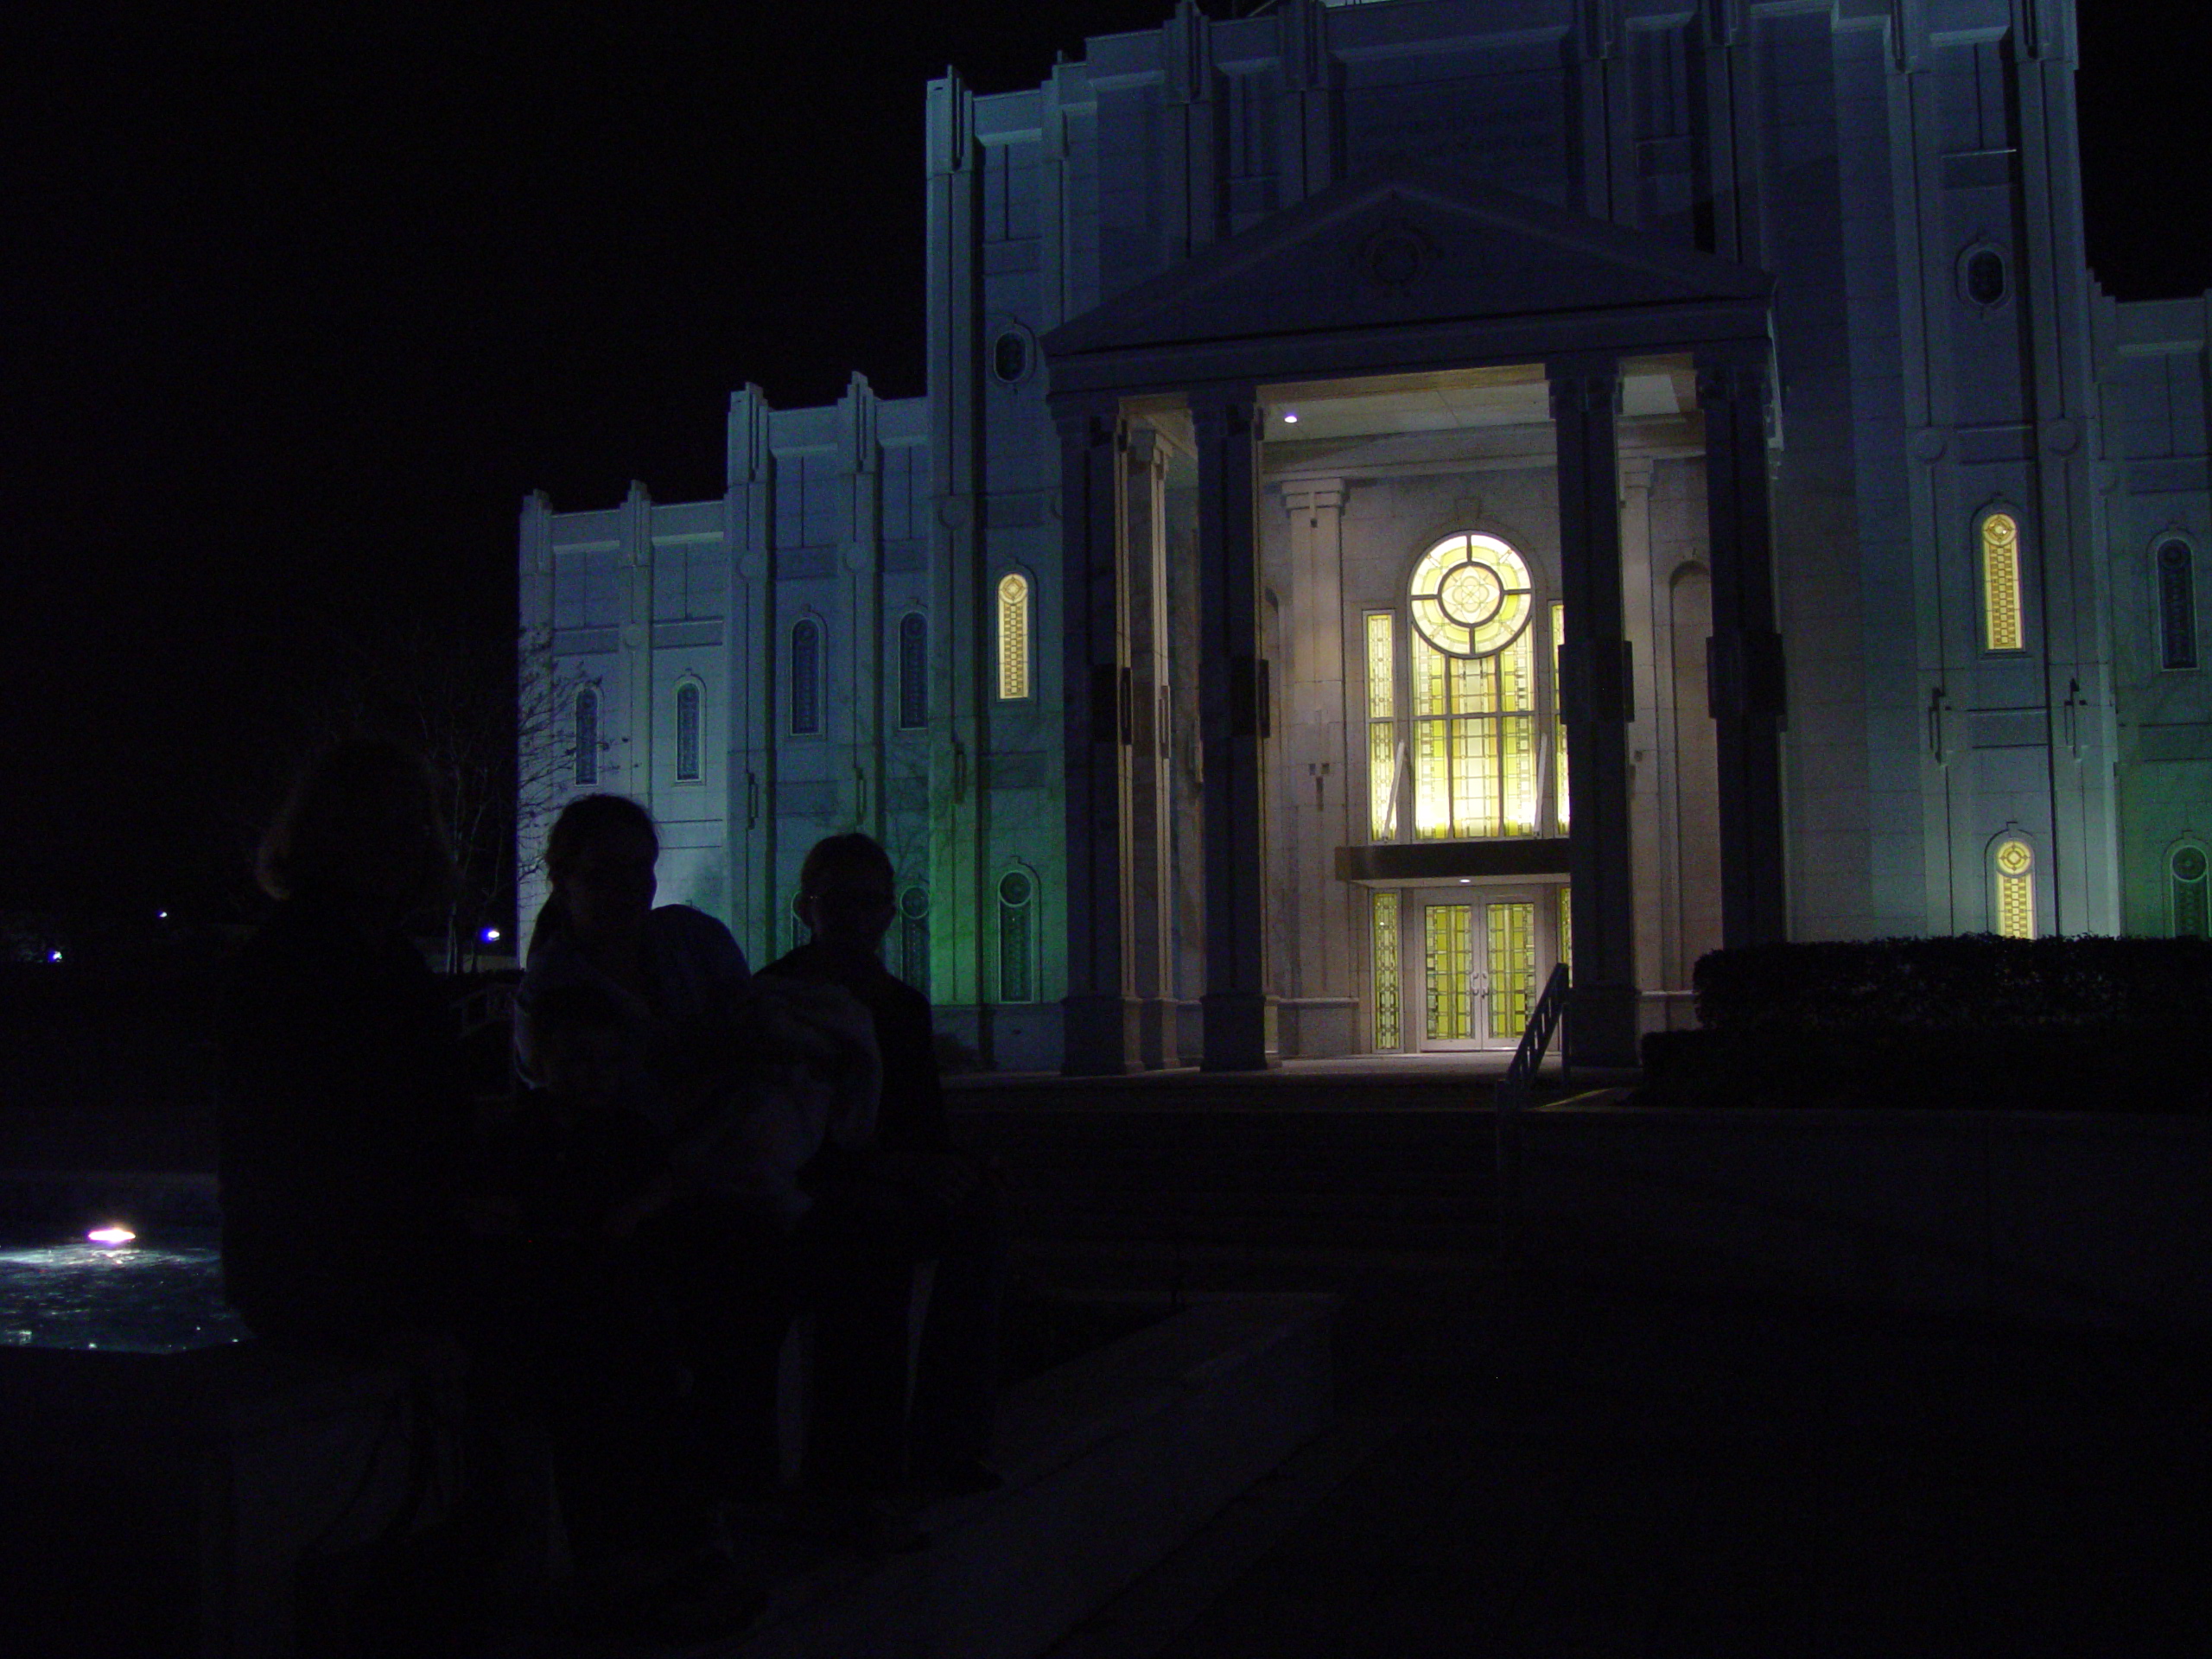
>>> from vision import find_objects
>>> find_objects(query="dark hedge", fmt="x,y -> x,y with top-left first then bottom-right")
1691,935 -> 2212,1034
1643,936 -> 2212,1111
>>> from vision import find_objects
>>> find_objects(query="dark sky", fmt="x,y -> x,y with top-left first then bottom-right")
2,2 -> 2204,922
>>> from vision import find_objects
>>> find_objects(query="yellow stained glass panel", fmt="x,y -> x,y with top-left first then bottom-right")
1365,613 -> 1395,720
1488,900 -> 1536,1040
1369,722 -> 1398,840
998,573 -> 1031,699
1414,717 -> 1452,839
1424,904 -> 1473,1039
1371,891 -> 1401,1050
1982,513 -> 2022,652
1995,837 -> 2034,938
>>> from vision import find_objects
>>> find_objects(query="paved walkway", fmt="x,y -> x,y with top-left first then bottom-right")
1043,1251 -> 2212,1658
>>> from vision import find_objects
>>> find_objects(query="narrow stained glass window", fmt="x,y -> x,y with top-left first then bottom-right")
900,887 -> 931,993
791,620 -> 821,735
674,683 -> 701,781
1994,837 -> 2034,938
1981,512 -> 2023,652
2158,541 -> 2196,671
998,869 -> 1033,1002
1557,886 -> 1573,975
573,688 -> 598,786
899,613 -> 930,727
1371,890 -> 1400,1051
998,574 -> 1031,700
1366,613 -> 1397,839
2171,846 -> 2208,939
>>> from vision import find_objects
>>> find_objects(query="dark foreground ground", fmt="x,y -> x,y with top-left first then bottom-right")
1041,1244 -> 2211,1659
7,1053 -> 2208,1656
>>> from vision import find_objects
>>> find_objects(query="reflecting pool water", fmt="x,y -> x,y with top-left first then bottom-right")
0,1234 -> 248,1352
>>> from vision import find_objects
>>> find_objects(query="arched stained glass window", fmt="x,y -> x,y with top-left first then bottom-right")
997,575 -> 1031,700
997,869 -> 1034,1002
791,620 -> 822,735
899,613 -> 929,728
899,887 -> 930,995
1409,534 -> 1532,657
1993,836 -> 2035,938
2158,540 -> 2197,671
1365,533 -> 1558,848
2171,844 -> 2208,938
674,683 -> 702,781
573,688 -> 598,786
1408,534 -> 1538,840
1981,512 -> 2024,652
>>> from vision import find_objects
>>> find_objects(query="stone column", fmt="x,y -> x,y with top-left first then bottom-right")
1549,356 -> 1639,1067
1696,346 -> 1788,946
1192,389 -> 1275,1069
1126,427 -> 1178,1067
1056,396 -> 1140,1075
1617,455 -> 1663,996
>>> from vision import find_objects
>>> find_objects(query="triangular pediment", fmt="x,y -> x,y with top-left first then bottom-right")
1043,159 -> 1770,371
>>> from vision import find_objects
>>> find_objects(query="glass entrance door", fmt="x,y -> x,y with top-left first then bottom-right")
1418,895 -> 1538,1050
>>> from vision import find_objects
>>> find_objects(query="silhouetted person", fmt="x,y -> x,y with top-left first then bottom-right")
768,832 -> 1006,1497
518,795 -> 883,1523
219,737 -> 467,1362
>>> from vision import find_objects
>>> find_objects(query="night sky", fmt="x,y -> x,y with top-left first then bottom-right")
3,2 -> 2204,926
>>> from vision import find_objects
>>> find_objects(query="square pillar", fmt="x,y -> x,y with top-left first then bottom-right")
1279,478 -> 1357,1057
1696,346 -> 1789,946
1192,389 -> 1276,1069
1550,356 -> 1640,1067
1126,427 -> 1179,1068
1055,396 -> 1141,1075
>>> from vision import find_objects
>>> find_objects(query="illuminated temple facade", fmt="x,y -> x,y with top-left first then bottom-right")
518,0 -> 2210,1071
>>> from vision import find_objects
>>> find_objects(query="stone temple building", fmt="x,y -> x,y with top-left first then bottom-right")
517,0 -> 2210,1073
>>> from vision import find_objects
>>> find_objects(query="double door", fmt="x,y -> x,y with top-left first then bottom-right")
1413,888 -> 1551,1052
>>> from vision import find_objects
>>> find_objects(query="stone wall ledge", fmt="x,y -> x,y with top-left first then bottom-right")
1508,1101 -> 2212,1333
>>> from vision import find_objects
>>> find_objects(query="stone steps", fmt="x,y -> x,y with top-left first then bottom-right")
951,1096 -> 1507,1257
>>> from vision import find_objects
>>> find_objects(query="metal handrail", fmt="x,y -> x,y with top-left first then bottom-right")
1496,961 -> 1570,1269
1501,961 -> 1571,1106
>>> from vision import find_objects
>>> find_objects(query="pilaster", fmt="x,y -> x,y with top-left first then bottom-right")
1127,427 -> 1179,1068
618,479 -> 655,805
1279,477 -> 1355,1057
727,386 -> 776,967
927,71 -> 988,1040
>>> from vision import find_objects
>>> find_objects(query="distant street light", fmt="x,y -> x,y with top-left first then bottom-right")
48,950 -> 63,963
481,926 -> 502,944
